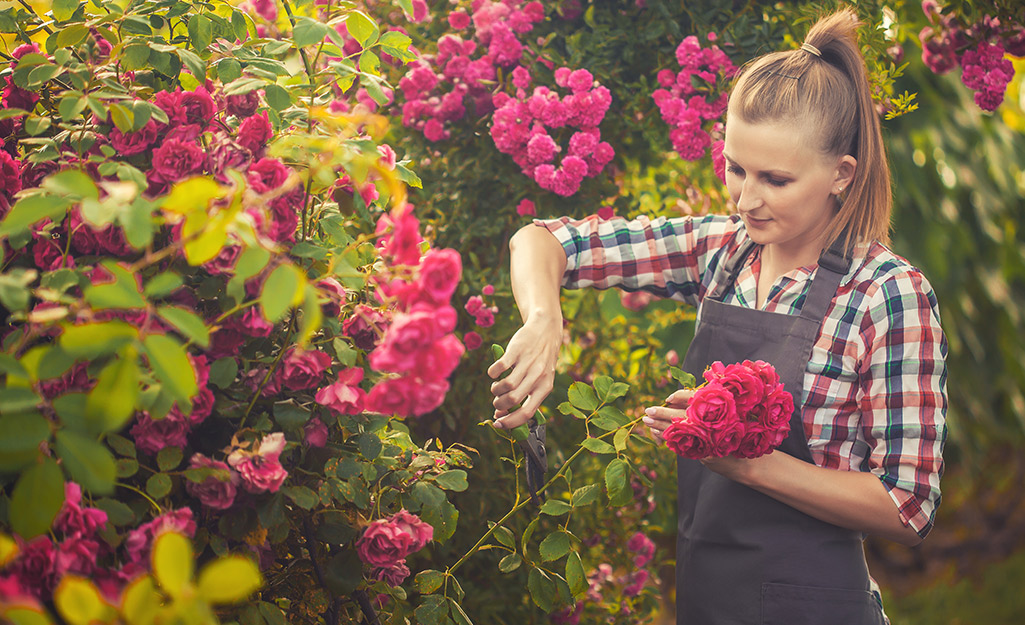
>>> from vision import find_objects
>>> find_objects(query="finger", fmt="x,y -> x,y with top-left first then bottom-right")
493,363 -> 551,412
487,354 -> 512,380
665,389 -> 694,406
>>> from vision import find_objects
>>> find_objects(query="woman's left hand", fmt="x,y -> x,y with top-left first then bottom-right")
699,454 -> 759,483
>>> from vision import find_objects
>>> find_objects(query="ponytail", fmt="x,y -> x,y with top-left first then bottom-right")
728,9 -> 892,249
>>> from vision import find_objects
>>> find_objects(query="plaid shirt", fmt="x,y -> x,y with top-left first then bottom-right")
538,213 -> 947,538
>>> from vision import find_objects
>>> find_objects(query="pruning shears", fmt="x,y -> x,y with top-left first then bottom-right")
491,344 -> 548,506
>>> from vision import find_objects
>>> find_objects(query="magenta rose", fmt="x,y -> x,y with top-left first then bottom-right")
413,334 -> 465,380
356,520 -> 413,568
304,417 -> 329,448
718,363 -> 767,414
1,150 -> 22,199
662,417 -> 712,460
228,432 -> 289,494
225,91 -> 261,118
54,482 -> 108,537
757,385 -> 795,430
375,204 -> 423,266
209,137 -> 253,178
315,367 -> 366,415
130,413 -> 191,455
741,359 -> 781,388
415,248 -> 462,305
733,425 -> 776,459
364,377 -> 415,417
203,243 -> 242,275
10,536 -> 56,599
389,509 -> 433,551
707,419 -> 745,458
342,304 -> 387,351
180,87 -> 216,127
54,534 -> 100,578
152,90 -> 186,126
237,110 -> 272,153
109,120 -> 159,156
185,454 -> 239,510
278,348 -> 333,391
248,157 -> 290,193
151,138 -> 206,183
463,331 -> 482,350
33,233 -> 73,271
684,382 -> 737,427
369,310 -> 444,373
372,562 -> 411,587
317,277 -> 347,318
123,508 -> 196,568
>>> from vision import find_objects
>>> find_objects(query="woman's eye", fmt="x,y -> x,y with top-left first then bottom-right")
726,165 -> 743,176
766,177 -> 789,188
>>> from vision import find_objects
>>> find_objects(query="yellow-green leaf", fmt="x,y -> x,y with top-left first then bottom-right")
162,177 -> 223,215
120,575 -> 160,625
151,532 -> 194,598
54,576 -> 114,625
260,264 -> 304,323
197,555 -> 262,603
0,533 -> 20,568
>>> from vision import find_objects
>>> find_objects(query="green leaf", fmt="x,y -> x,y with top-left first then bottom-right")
571,484 -> 599,506
152,532 -> 193,598
263,83 -> 290,111
56,23 -> 88,48
567,382 -> 598,412
85,350 -> 139,433
0,413 -> 50,472
144,272 -> 183,298
592,405 -> 630,431
52,0 -> 79,21
606,382 -> 630,401
414,569 -> 444,594
669,366 -> 696,388
358,432 -> 381,460
208,357 -> 238,388
84,262 -> 146,310
116,458 -> 139,478
0,387 -> 40,414
187,14 -> 213,51
434,469 -> 468,492
282,485 -> 318,510
146,473 -> 172,499
260,264 -> 302,323
120,43 -> 150,71
0,194 -> 72,238
614,428 -> 631,453
604,458 -> 628,504
449,598 -> 474,625
94,497 -> 135,526
109,102 -> 134,133
498,552 -> 522,573
157,306 -> 210,348
197,556 -> 262,604
60,321 -> 138,359
493,525 -> 515,549
539,531 -> 571,562
58,95 -> 87,121
527,568 -> 557,612
345,10 -> 378,47
566,552 -> 587,596
414,595 -> 448,625
217,58 -> 242,84
581,438 -> 615,454
24,115 -> 52,136
10,457 -> 65,538
593,375 -> 613,400
323,551 -> 361,595
292,17 -> 330,48
107,433 -> 136,458
157,446 -> 183,472
177,48 -> 206,82
54,576 -> 115,625
420,499 -> 459,544
257,602 -> 286,625
54,429 -> 116,494
142,334 -> 197,405
540,499 -> 572,516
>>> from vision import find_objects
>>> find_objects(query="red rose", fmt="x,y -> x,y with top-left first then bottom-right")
278,348 -> 333,391
684,381 -> 737,427
180,87 -> 216,127
151,138 -> 206,183
110,121 -> 159,156
248,157 -> 290,193
707,419 -> 745,458
463,331 -> 482,350
237,110 -> 272,153
0,150 -> 21,199
741,359 -> 781,389
356,519 -> 413,568
663,417 -> 712,460
757,385 -> 794,430
225,91 -> 261,118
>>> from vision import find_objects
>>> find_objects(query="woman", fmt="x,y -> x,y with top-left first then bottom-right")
488,9 -> 946,624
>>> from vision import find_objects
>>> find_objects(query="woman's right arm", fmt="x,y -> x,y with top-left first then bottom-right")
488,224 -> 566,430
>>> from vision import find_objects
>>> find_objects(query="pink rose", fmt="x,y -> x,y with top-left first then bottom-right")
248,157 -> 290,193
375,204 -> 423,266
130,413 -> 191,455
278,348 -> 333,391
413,334 -> 465,380
180,87 -> 216,128
448,9 -> 470,29
151,138 -> 206,183
740,359 -> 781,389
109,120 -> 159,156
733,424 -> 779,459
123,508 -> 196,569
185,454 -> 239,510
54,534 -> 100,578
757,385 -> 794,430
342,304 -> 387,351
315,368 -> 366,416
235,306 -> 275,337
415,248 -> 462,305
304,417 -> 329,447
718,363 -> 767,414
237,110 -> 272,153
389,509 -> 433,551
685,381 -> 737,426
662,417 -> 712,460
626,531 -> 656,567
372,562 -> 411,586
515,198 -> 536,216
10,536 -> 56,599
317,277 -> 346,318
356,520 -> 413,568
463,331 -> 482,350
228,433 -> 289,494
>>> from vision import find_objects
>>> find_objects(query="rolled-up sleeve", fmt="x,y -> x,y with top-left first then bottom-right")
857,268 -> 948,538
533,214 -> 744,306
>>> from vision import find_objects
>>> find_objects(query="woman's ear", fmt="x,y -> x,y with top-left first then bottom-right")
833,155 -> 857,194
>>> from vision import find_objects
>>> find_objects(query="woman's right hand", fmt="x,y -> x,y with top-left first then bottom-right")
487,311 -> 562,430
643,389 -> 694,441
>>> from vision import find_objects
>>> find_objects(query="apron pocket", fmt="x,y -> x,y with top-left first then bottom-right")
761,582 -> 884,625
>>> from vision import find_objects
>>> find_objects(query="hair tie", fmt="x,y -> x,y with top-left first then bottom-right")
800,42 -> 822,57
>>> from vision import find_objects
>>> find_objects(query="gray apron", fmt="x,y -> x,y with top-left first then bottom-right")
676,237 -> 885,624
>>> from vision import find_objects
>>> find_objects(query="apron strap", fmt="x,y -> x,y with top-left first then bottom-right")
799,236 -> 853,322
708,238 -> 758,302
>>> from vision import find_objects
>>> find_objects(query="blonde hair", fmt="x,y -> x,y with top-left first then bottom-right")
728,9 -> 892,249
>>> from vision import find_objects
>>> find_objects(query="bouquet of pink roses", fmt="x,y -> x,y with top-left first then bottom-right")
662,360 -> 795,460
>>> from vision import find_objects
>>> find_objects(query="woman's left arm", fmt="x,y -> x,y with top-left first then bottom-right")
699,453 -> 924,546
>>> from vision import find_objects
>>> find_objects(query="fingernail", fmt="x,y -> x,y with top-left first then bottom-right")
642,416 -> 653,425
644,407 -> 656,416
493,421 -> 504,429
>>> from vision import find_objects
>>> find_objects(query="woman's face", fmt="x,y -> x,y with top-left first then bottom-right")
723,115 -> 855,266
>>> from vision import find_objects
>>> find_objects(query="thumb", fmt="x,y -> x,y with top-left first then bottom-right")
665,389 -> 694,406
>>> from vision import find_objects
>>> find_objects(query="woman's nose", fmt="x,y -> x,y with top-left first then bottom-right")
734,180 -> 761,213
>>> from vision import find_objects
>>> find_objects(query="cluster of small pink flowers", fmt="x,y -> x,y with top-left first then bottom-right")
663,360 -> 794,460
464,293 -> 498,327
363,205 -> 465,418
652,34 -> 736,161
515,198 -> 537,216
227,432 -> 290,494
397,2 -> 544,142
355,509 -> 434,586
490,67 -> 615,196
918,1 -> 1024,111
